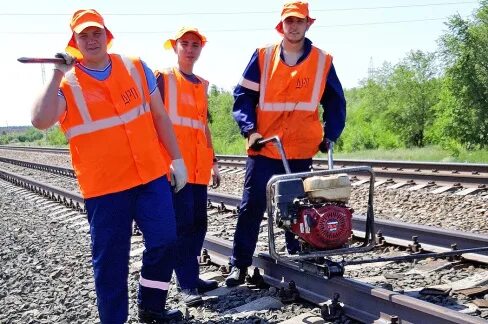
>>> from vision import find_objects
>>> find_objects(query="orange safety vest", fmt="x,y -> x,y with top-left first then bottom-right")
156,68 -> 213,185
250,43 -> 332,159
59,54 -> 168,198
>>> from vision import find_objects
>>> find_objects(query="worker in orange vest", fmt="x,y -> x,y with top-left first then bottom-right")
31,9 -> 185,323
154,26 -> 220,307
226,1 -> 347,286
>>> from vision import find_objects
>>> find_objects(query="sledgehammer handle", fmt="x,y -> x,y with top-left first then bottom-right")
17,57 -> 66,64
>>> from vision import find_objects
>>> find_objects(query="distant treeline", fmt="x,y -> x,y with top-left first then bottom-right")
0,127 -> 66,146
0,126 -> 31,134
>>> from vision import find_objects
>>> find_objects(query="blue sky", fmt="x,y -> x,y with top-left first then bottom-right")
0,0 -> 480,126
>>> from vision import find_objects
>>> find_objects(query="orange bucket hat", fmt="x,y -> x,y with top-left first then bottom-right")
275,1 -> 316,35
163,26 -> 207,50
66,9 -> 114,59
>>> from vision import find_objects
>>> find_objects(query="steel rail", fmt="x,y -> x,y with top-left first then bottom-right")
207,192 -> 488,264
0,145 -> 69,154
203,236 -> 487,324
329,168 -> 487,186
219,154 -> 488,174
0,157 -> 75,177
324,158 -> 488,174
0,168 -> 83,210
217,161 -> 488,186
354,216 -> 488,263
0,169 -> 486,323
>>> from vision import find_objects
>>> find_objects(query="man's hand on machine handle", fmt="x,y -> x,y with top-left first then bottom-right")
247,132 -> 264,151
318,137 -> 332,153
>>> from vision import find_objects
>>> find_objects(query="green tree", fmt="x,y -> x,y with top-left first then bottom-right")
207,86 -> 244,153
46,126 -> 68,145
384,50 -> 441,147
341,62 -> 403,152
24,128 -> 44,142
439,1 -> 488,148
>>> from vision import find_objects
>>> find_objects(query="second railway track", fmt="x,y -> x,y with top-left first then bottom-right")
2,145 -> 487,188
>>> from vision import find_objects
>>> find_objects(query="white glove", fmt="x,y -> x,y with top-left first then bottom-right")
170,158 -> 187,193
54,53 -> 75,74
210,163 -> 221,189
246,132 -> 264,151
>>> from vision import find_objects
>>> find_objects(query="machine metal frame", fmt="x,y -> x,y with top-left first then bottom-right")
260,136 -> 376,265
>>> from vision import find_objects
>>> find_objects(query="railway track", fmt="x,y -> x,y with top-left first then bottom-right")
2,164 -> 488,322
216,156 -> 488,189
1,145 -> 487,188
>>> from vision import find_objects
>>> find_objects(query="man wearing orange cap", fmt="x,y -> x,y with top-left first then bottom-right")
153,27 -> 220,307
31,9 -> 185,323
227,1 -> 347,286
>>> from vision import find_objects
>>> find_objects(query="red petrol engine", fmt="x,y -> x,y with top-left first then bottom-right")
273,174 -> 353,250
290,204 -> 353,250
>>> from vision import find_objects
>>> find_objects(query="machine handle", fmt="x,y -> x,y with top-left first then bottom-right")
257,136 -> 336,173
256,136 -> 291,174
327,141 -> 334,170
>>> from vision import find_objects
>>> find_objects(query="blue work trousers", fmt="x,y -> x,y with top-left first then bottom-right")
231,155 -> 312,268
85,176 -> 177,324
172,184 -> 208,289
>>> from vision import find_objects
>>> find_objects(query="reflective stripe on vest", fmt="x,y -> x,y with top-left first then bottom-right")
238,76 -> 260,92
165,70 -> 205,132
259,44 -> 327,112
63,57 -> 150,140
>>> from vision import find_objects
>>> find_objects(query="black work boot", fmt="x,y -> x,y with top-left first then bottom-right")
180,288 -> 203,307
138,306 -> 183,323
225,266 -> 248,287
197,278 -> 219,293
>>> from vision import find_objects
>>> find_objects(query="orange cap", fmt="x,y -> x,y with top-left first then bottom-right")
163,26 -> 207,50
275,1 -> 316,35
65,9 -> 114,59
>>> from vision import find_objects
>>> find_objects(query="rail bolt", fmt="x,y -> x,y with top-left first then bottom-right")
390,315 -> 399,324
321,292 -> 344,321
278,281 -> 300,303
217,202 -> 225,213
245,267 -> 266,288
219,264 -> 230,275
448,243 -> 461,262
199,249 -> 211,265
408,236 -> 422,254
376,230 -> 385,246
